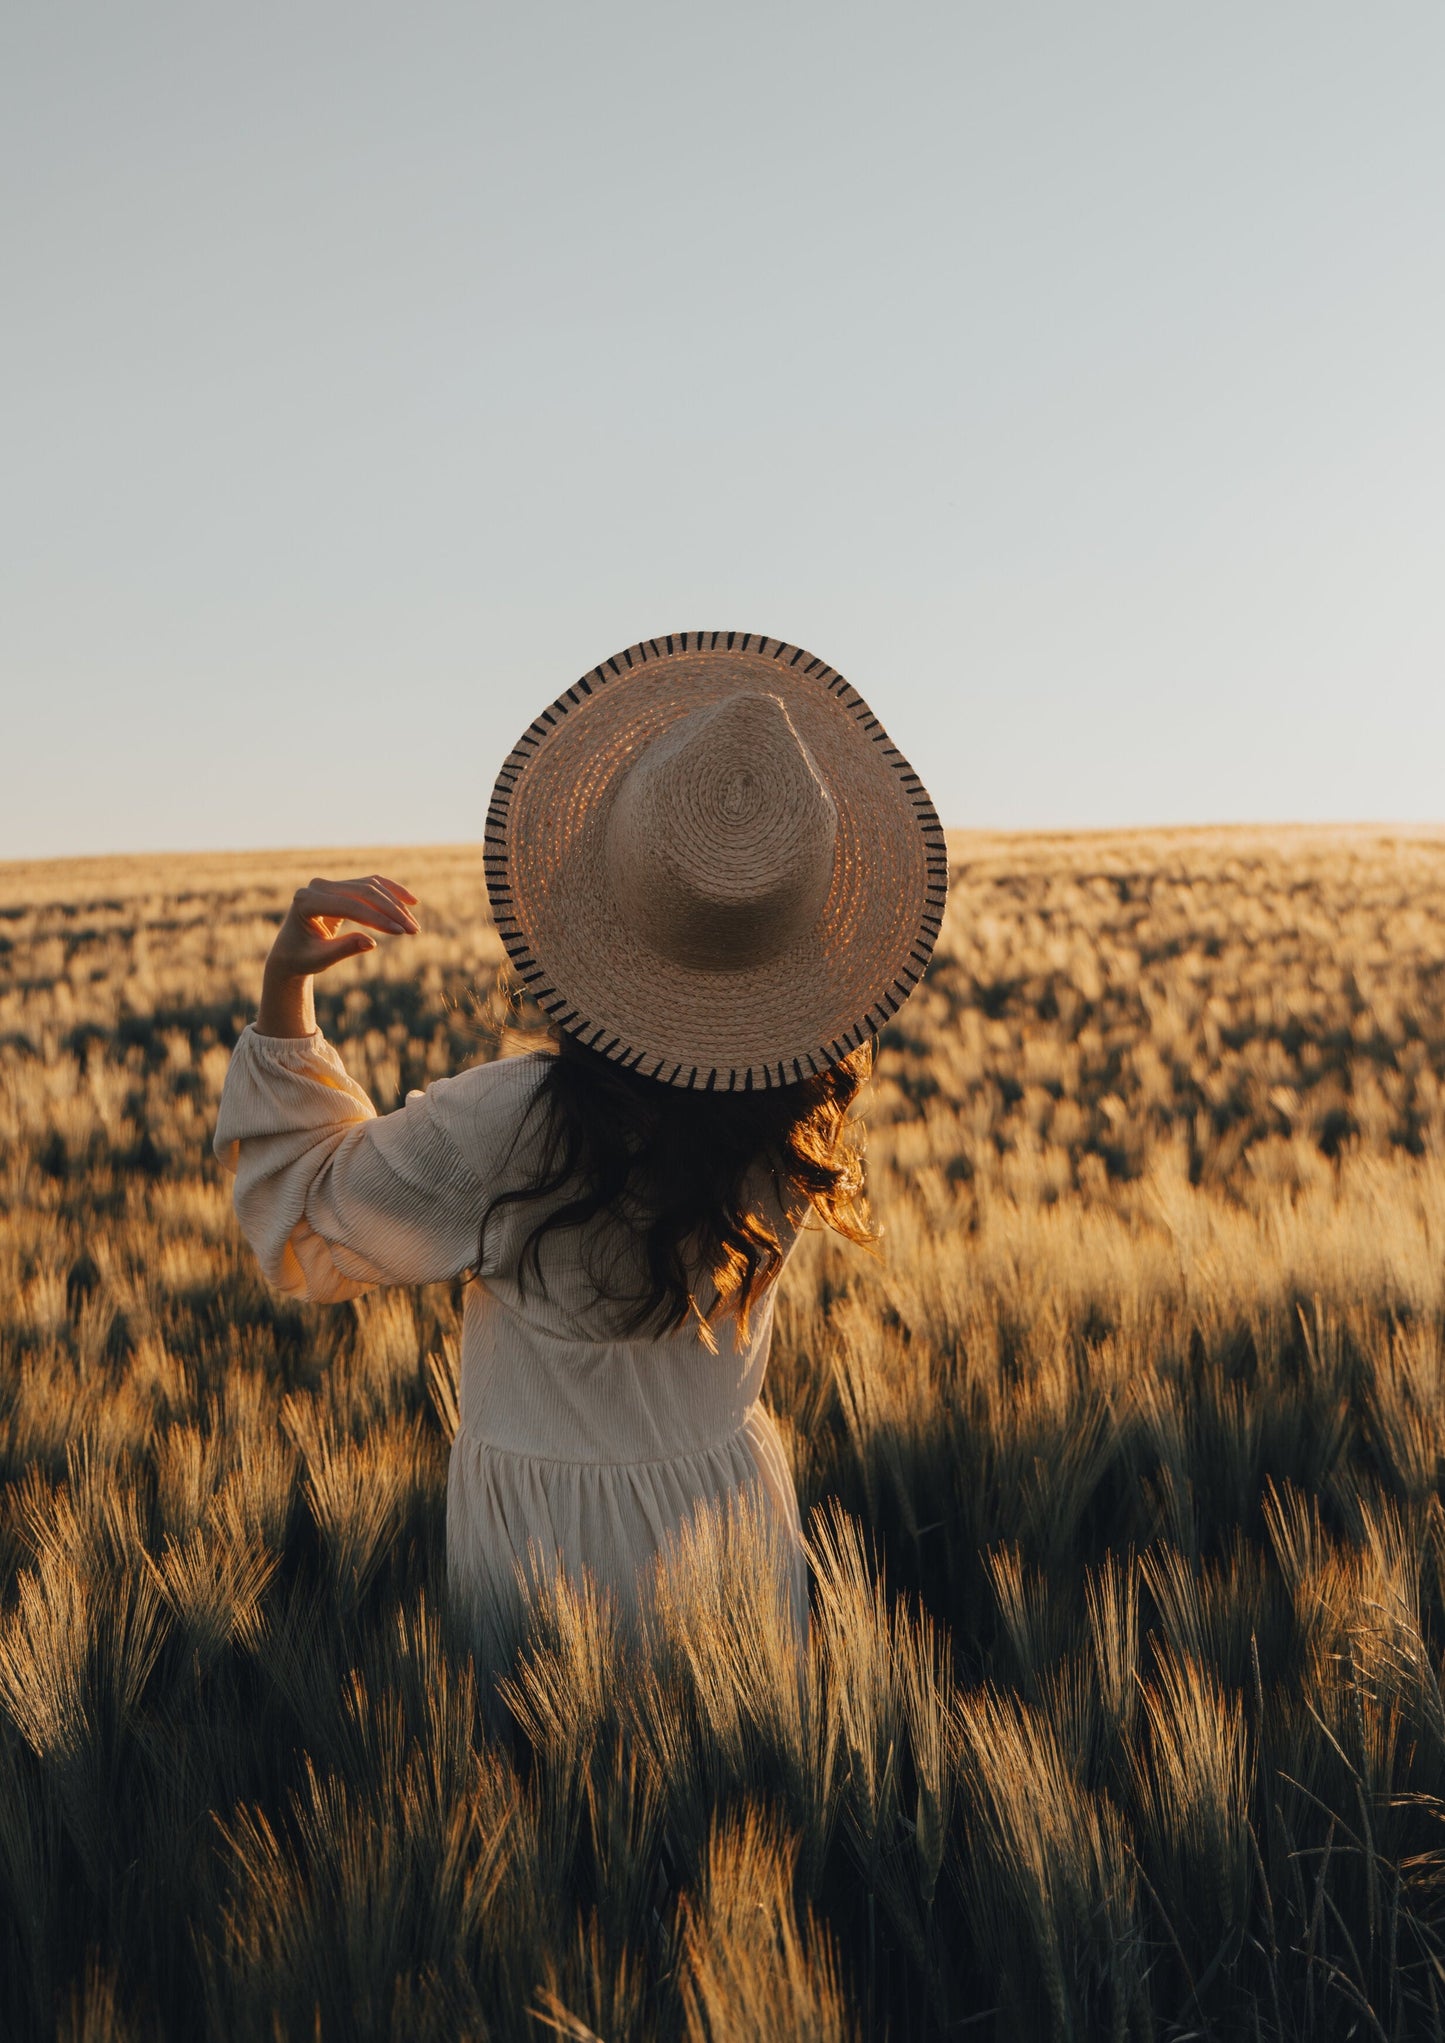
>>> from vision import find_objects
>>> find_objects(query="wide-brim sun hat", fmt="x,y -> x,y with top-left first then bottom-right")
485,631 -> 948,1090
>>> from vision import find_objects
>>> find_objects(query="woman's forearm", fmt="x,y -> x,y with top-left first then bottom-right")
252,873 -> 417,1038
256,966 -> 317,1039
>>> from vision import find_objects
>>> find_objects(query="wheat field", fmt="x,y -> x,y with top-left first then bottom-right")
5,828 -> 1445,2040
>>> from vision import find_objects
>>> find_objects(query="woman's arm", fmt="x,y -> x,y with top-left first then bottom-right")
215,871 -> 487,1301
256,873 -> 419,1037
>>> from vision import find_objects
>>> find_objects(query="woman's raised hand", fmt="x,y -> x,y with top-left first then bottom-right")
268,874 -> 419,977
256,875 -> 418,1037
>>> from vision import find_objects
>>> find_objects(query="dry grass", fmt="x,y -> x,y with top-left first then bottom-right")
5,826 -> 1445,2038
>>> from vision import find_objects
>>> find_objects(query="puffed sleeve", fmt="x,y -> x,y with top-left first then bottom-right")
212,1025 -> 491,1301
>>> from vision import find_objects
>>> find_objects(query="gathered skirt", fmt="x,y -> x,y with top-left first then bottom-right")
444,1398 -> 807,1677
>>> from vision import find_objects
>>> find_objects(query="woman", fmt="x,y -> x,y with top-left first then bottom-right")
214,632 -> 948,1668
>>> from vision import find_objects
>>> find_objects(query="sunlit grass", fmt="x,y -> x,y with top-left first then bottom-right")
4,828 -> 1445,2036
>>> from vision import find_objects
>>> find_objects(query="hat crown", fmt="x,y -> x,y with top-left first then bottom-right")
605,691 -> 838,972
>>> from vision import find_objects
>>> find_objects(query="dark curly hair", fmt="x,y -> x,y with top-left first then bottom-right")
479,1027 -> 875,1347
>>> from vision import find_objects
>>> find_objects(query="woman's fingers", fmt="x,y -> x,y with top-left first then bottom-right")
262,876 -> 419,998
304,881 -> 412,929
318,894 -> 413,934
296,875 -> 419,934
268,876 -> 420,984
338,874 -> 418,923
336,873 -> 418,914
311,930 -> 377,972
345,872 -> 415,905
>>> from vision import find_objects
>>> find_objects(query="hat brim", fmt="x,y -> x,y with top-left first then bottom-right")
485,632 -> 948,1089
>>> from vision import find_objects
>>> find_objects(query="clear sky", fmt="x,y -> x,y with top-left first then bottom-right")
3,3 -> 1442,857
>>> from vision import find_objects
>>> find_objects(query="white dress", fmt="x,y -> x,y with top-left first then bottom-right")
213,1027 -> 806,1663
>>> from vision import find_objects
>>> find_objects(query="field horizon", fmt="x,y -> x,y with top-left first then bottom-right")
6,817 -> 1445,899
6,824 -> 1445,2038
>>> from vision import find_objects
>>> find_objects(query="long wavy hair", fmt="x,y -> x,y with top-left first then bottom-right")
479,1020 -> 876,1347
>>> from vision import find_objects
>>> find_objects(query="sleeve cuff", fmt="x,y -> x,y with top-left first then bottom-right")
241,1022 -> 328,1055
230,1023 -> 360,1085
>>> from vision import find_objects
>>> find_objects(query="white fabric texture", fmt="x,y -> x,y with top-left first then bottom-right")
213,1026 -> 806,1663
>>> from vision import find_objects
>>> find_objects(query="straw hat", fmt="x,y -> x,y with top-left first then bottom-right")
485,631 -> 948,1090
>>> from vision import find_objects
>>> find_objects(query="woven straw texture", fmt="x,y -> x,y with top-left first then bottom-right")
485,631 -> 949,1089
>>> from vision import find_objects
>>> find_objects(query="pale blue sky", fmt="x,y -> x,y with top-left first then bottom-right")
3,3 -> 1442,856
